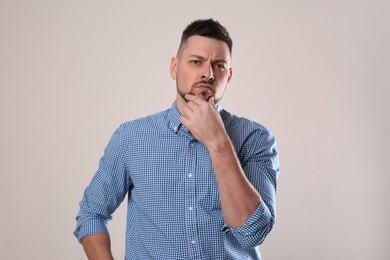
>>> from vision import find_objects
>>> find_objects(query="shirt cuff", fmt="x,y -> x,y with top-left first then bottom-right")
222,200 -> 274,248
74,217 -> 109,243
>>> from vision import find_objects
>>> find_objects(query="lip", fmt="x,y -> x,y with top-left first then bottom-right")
196,83 -> 213,91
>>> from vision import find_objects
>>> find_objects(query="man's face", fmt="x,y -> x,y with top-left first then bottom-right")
170,35 -> 233,105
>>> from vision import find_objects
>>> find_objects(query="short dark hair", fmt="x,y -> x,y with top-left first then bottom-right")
178,18 -> 233,56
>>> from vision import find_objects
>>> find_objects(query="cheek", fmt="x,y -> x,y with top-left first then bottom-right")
177,68 -> 194,85
215,73 -> 229,86
215,86 -> 227,96
215,76 -> 230,93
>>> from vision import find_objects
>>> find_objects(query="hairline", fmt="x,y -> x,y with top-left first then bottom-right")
176,35 -> 232,59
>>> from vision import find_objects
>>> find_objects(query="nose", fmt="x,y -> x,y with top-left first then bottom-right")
201,65 -> 215,82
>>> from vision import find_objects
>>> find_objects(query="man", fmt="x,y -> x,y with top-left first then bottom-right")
74,18 -> 280,259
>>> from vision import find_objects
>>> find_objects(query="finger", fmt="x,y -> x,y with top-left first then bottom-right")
185,94 -> 205,105
208,96 -> 215,107
179,116 -> 190,127
185,100 -> 199,111
208,97 -> 218,110
181,104 -> 193,119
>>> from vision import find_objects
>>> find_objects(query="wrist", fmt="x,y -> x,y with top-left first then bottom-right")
206,133 -> 232,154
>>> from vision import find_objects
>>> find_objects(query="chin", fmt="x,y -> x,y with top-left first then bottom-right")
195,92 -> 213,100
200,95 -> 213,102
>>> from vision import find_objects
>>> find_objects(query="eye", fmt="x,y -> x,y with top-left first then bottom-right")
215,63 -> 226,71
190,60 -> 201,65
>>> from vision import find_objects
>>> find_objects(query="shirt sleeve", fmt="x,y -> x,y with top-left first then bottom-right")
224,126 -> 280,248
74,125 -> 131,242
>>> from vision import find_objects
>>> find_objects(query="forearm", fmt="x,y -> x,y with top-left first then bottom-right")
207,134 -> 261,229
179,95 -> 266,228
81,233 -> 114,260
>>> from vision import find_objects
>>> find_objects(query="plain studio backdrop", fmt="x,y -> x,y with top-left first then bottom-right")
0,1 -> 389,259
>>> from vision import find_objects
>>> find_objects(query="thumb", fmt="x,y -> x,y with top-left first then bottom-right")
208,96 -> 216,107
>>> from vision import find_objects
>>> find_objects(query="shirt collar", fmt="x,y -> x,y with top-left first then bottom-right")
168,101 -> 182,133
168,100 -> 224,134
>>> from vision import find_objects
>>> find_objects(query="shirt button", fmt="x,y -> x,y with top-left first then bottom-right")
188,207 -> 193,211
191,240 -> 197,245
190,143 -> 195,147
188,173 -> 193,178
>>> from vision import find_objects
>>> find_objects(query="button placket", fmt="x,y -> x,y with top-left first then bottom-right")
184,139 -> 201,258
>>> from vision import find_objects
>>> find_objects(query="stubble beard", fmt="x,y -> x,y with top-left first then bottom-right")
176,81 -> 217,104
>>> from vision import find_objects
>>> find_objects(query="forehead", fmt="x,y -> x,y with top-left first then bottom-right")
180,35 -> 231,60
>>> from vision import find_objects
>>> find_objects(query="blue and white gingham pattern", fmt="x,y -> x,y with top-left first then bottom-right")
74,102 -> 280,260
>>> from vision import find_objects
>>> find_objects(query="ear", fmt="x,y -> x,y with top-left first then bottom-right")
226,68 -> 233,88
170,57 -> 178,80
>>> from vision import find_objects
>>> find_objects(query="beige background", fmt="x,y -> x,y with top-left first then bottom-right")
1,0 -> 389,259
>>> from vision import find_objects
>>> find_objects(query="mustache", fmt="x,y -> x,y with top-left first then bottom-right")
192,80 -> 216,89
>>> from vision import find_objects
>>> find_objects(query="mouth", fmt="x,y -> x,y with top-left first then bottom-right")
196,83 -> 213,92
183,81 -> 215,101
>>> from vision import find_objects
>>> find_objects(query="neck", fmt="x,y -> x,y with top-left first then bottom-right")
175,93 -> 187,116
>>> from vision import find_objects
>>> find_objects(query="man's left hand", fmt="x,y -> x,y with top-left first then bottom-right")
179,94 -> 228,148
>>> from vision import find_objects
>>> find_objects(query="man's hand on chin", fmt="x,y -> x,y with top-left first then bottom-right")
179,94 -> 228,149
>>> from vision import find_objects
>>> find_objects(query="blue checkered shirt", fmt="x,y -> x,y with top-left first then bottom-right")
74,102 -> 280,259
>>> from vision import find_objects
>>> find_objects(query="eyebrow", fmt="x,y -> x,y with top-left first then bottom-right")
188,55 -> 228,64
188,54 -> 206,61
